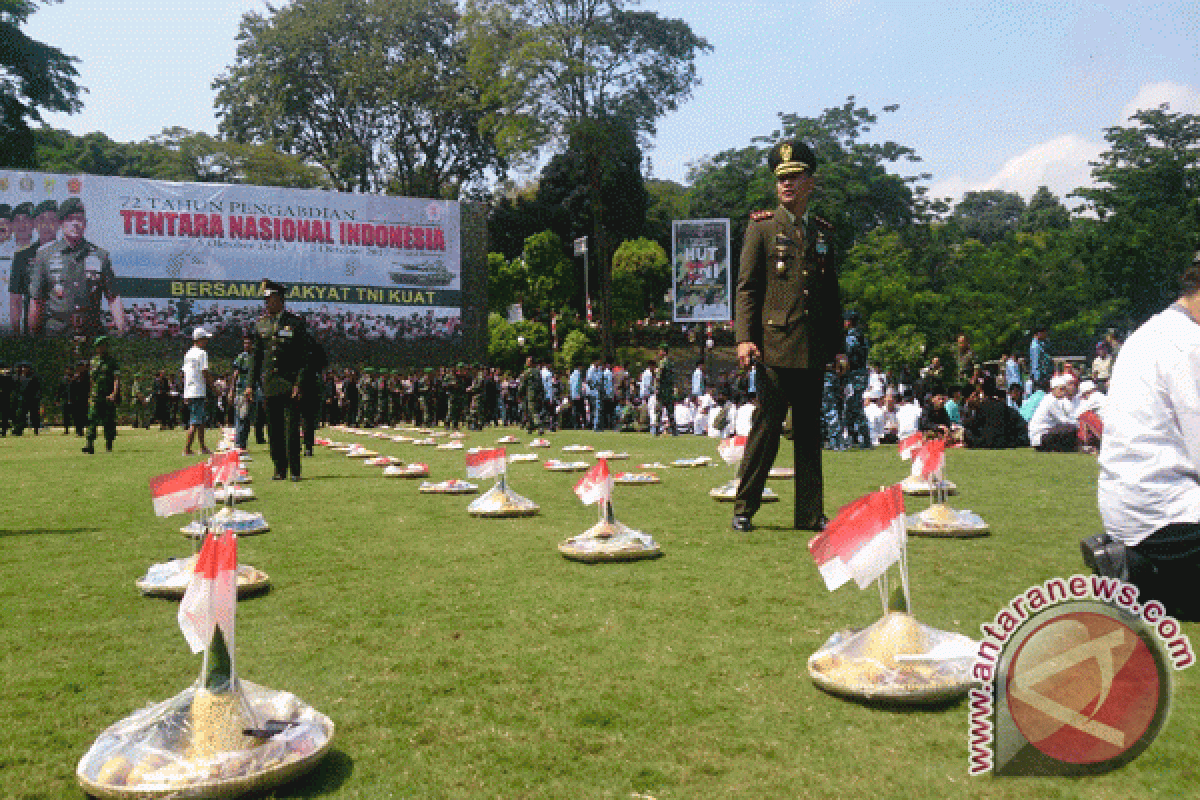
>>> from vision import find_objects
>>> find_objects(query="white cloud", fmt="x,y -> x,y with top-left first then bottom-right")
928,135 -> 1103,206
1121,81 -> 1200,121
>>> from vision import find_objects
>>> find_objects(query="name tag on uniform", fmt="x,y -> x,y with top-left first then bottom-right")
279,328 -> 293,338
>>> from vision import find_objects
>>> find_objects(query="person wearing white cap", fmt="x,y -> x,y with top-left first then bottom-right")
181,326 -> 214,455
1028,373 -> 1079,451
1089,252 -> 1200,616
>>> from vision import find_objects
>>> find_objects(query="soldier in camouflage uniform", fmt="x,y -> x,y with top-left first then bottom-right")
842,310 -> 872,448
517,356 -> 544,433
821,356 -> 848,451
359,368 -> 377,427
29,198 -> 129,337
467,367 -> 485,430
83,336 -> 120,453
444,364 -> 465,430
653,346 -> 676,435
417,367 -> 433,426
130,372 -> 148,429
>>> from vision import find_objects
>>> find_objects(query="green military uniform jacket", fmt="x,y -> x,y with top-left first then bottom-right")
735,207 -> 841,370
89,353 -> 118,400
30,238 -> 118,337
250,310 -> 311,398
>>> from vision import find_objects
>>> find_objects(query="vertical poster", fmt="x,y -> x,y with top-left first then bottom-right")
671,218 -> 731,323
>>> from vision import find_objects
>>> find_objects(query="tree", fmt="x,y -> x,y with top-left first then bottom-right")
1073,105 -> 1200,322
952,189 -> 1026,244
1,0 -> 83,167
611,236 -> 668,323
463,0 -> 710,158
643,178 -> 689,256
214,0 -> 505,197
520,229 -> 575,313
1020,186 -> 1070,233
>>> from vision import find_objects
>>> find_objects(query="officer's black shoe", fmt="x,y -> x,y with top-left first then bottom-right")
290,475 -> 302,482
82,444 -> 94,454
731,515 -> 754,532
272,472 -> 286,481
795,515 -> 830,532
105,440 -> 113,452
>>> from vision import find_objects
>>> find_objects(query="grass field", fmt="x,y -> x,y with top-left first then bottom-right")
2,425 -> 1197,800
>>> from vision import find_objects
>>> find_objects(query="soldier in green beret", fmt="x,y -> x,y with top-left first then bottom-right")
517,356 -> 544,434
30,198 -> 129,337
6,201 -> 36,333
83,336 -> 120,453
444,363 -> 465,430
247,279 -> 313,481
359,367 -> 377,427
732,139 -> 843,533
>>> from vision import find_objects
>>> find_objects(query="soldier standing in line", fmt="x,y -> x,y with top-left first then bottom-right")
821,356 -> 848,451
130,372 -> 148,429
56,365 -> 73,434
842,310 -> 872,448
0,360 -> 13,436
467,366 -> 485,430
653,346 -> 676,436
12,361 -> 42,435
444,363 -> 464,430
358,368 -> 377,427
416,367 -> 433,425
247,279 -> 313,481
732,140 -> 844,533
69,362 -> 90,436
518,356 -> 544,434
83,336 -> 120,453
7,201 -> 37,334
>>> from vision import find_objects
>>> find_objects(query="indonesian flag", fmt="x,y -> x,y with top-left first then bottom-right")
808,484 -> 906,591
718,435 -> 747,465
177,530 -> 237,654
149,463 -> 214,517
898,432 -> 923,461
466,447 -> 506,479
208,451 -> 240,485
574,459 -> 613,506
913,437 -> 946,478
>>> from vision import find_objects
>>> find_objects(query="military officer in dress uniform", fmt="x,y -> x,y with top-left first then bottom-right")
247,279 -> 313,481
732,139 -> 843,533
29,198 -> 128,337
83,336 -> 120,453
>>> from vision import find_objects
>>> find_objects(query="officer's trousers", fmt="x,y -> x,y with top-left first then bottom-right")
265,393 -> 303,478
734,366 -> 825,527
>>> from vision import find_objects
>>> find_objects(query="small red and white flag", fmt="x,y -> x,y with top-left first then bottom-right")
808,484 -> 906,591
149,463 -> 214,517
913,437 -> 945,478
177,530 -> 238,654
574,459 -> 613,506
898,432 -> 924,461
208,451 -> 240,486
466,447 -> 506,479
718,435 -> 747,465
586,295 -> 593,324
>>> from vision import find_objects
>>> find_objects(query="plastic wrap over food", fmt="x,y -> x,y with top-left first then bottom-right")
613,472 -> 660,485
593,451 -> 629,460
214,486 -> 255,504
906,504 -> 989,537
558,519 -> 662,563
181,509 -> 269,538
767,466 -> 794,479
136,557 -> 269,599
77,679 -> 333,799
418,479 -> 479,495
544,459 -> 589,472
671,457 -> 712,468
807,612 -> 978,704
467,482 -> 539,517
900,476 -> 958,496
383,463 -> 429,478
709,479 -> 778,502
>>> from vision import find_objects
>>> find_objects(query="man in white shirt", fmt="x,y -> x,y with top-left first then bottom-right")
894,391 -> 922,440
734,397 -> 757,438
1090,255 -> 1200,616
1028,375 -> 1078,451
863,388 -> 885,446
182,326 -> 214,455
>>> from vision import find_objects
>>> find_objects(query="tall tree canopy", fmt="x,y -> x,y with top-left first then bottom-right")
464,0 -> 710,159
952,189 -> 1026,244
1,0 -> 83,167
214,0 -> 504,197
1073,105 -> 1200,322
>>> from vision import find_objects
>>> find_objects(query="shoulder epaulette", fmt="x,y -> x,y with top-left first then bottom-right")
812,215 -> 834,231
750,210 -> 773,221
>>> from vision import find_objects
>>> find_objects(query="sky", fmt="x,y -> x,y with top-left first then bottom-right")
24,0 -> 1200,208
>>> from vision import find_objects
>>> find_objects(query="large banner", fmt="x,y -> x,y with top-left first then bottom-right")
0,171 -> 466,357
671,218 -> 731,323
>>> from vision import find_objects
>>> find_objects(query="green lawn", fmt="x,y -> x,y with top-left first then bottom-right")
2,426 -> 1196,800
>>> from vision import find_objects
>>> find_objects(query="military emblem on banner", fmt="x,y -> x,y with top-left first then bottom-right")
68,177 -> 83,194
44,177 -> 56,193
19,174 -> 34,192
0,175 -> 9,191
425,201 -> 443,223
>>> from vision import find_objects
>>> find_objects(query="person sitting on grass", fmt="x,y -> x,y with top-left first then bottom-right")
1088,253 -> 1200,618
1028,375 -> 1079,452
